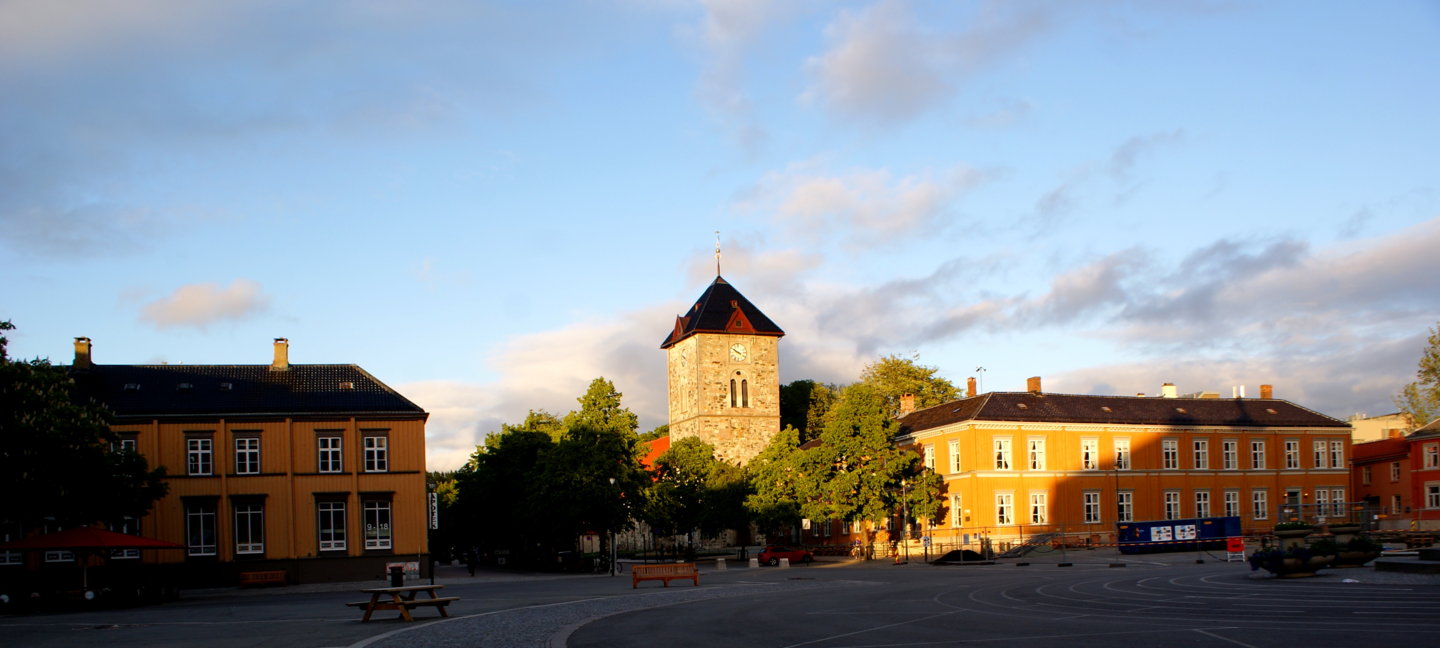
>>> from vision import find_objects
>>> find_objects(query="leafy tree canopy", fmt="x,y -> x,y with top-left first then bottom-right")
1396,321 -> 1440,428
562,377 -> 639,436
637,424 -> 669,443
779,380 -> 837,443
642,437 -> 749,541
0,320 -> 169,529
856,354 -> 960,419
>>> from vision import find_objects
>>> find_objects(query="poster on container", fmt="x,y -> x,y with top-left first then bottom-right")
1176,524 -> 1198,540
1152,526 -> 1173,541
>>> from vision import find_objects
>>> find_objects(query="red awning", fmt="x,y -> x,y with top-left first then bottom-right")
0,526 -> 183,551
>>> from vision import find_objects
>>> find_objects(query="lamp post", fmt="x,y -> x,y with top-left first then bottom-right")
608,477 -> 617,577
901,479 -> 910,564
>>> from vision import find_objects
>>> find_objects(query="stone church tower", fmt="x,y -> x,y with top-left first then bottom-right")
661,276 -> 784,465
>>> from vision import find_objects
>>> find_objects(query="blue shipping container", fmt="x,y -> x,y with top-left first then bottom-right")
1116,516 -> 1241,554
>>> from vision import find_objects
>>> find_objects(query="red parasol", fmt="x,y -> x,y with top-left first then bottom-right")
0,526 -> 183,551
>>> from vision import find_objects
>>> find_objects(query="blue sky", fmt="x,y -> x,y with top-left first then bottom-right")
5,1 -> 1438,470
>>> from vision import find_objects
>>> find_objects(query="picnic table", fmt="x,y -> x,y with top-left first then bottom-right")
346,584 -> 459,622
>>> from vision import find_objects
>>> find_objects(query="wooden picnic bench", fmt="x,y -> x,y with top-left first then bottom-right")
346,584 -> 459,622
631,562 -> 699,589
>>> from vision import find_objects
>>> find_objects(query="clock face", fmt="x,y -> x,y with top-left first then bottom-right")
729,343 -> 748,362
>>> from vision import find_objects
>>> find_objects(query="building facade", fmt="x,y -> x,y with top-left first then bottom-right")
661,276 -> 784,465
895,379 -> 1352,550
69,338 -> 430,585
1351,436 -> 1412,529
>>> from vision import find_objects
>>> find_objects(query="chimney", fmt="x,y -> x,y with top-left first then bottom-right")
1260,384 -> 1273,399
899,394 -> 916,417
1026,376 -> 1042,394
966,377 -> 977,398
73,337 -> 93,370
271,338 -> 289,371
1161,383 -> 1178,399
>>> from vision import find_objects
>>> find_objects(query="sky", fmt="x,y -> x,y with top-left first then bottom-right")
5,0 -> 1439,471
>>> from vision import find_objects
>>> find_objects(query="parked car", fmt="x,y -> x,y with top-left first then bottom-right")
758,545 -> 813,566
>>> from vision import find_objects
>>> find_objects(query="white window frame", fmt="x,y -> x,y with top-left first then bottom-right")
1117,490 -> 1133,523
1252,489 -> 1269,520
1362,465 -> 1372,485
235,437 -> 261,475
1426,444 -> 1440,470
1429,484 -> 1440,510
235,503 -> 265,554
1193,439 -> 1210,470
1329,440 -> 1344,470
1163,491 -> 1181,520
1313,440 -> 1328,469
1222,440 -> 1238,470
995,493 -> 1014,526
923,444 -> 935,471
1224,490 -> 1240,518
993,438 -> 1012,471
1315,488 -> 1330,514
319,435 -> 343,473
950,494 -> 963,528
1030,492 -> 1047,524
1194,490 -> 1211,518
364,435 -> 389,473
186,502 -> 217,557
1028,438 -> 1046,471
318,501 -> 347,551
1081,438 -> 1099,470
1114,438 -> 1131,470
1285,440 -> 1300,469
1162,438 -> 1178,470
948,440 -> 961,473
1330,488 -> 1346,516
187,437 -> 213,476
1393,461 -> 1403,482
1251,440 -> 1266,469
1083,491 -> 1101,524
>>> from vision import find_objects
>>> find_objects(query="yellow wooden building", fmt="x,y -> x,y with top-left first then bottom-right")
894,378 -> 1352,553
69,338 -> 430,585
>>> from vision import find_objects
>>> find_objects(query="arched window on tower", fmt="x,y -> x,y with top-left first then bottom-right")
742,379 -> 749,407
730,379 -> 737,407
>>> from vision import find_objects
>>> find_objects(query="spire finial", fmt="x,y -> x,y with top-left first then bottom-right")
714,230 -> 721,276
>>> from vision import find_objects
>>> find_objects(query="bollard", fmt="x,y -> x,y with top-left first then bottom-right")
716,558 -> 727,570
748,558 -> 760,568
779,558 -> 790,568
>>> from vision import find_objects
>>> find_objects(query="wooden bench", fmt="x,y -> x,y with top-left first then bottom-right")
238,570 -> 287,587
631,562 -> 699,589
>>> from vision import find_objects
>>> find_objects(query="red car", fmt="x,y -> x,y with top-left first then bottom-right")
758,545 -> 813,566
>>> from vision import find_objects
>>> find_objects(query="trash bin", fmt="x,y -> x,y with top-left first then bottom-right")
389,566 -> 405,587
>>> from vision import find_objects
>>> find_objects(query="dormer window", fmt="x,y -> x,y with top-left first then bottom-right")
339,381 -> 355,390
123,383 -> 141,391
177,382 -> 194,392
219,382 -> 233,391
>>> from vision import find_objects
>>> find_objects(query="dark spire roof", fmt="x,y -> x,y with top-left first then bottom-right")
70,364 -> 426,419
660,276 -> 784,349
897,391 -> 1348,434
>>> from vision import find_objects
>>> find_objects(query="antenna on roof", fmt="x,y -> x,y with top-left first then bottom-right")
714,230 -> 722,276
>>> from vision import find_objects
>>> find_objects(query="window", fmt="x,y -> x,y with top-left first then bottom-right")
729,378 -> 750,408
950,494 -> 963,528
186,501 -> 217,556
1253,489 -> 1269,520
42,520 -> 73,562
1224,490 -> 1239,518
1251,440 -> 1266,469
1164,491 -> 1180,520
0,521 -> 20,565
1081,438 -> 1099,470
1426,444 -> 1440,470
1222,440 -> 1238,470
1427,484 -> 1440,510
318,501 -> 347,551
1162,439 -> 1178,469
118,436 -> 137,453
1285,440 -> 1300,469
923,445 -> 935,471
1194,491 -> 1211,518
1117,491 -> 1133,523
821,519 -> 832,538
1114,439 -> 1131,470
112,517 -> 141,559
319,435 -> 343,473
1083,491 -> 1101,524
1028,438 -> 1045,470
948,440 -> 961,473
364,435 -> 389,473
187,437 -> 213,476
1393,462 -> 1403,482
993,438 -> 1012,470
1030,493 -> 1047,524
1315,489 -> 1329,514
1330,488 -> 1346,515
1362,466 -> 1372,485
1330,441 -> 1344,470
995,493 -> 1014,525
235,437 -> 261,475
1392,494 -> 1404,514
1193,439 -> 1210,470
235,503 -> 265,554
1313,440 -> 1328,469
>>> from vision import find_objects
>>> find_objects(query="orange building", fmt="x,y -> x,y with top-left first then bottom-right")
1351,436 -> 1412,529
68,338 -> 430,585
894,379 -> 1352,552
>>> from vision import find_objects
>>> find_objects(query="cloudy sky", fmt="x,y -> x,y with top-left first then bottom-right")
6,1 -> 1438,470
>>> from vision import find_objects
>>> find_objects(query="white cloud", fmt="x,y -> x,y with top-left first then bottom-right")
685,0 -> 788,151
139,279 -> 271,330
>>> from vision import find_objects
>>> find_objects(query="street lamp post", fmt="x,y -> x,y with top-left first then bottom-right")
608,477 -> 617,577
901,479 -> 910,564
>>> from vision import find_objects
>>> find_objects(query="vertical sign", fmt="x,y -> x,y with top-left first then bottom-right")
428,492 -> 439,530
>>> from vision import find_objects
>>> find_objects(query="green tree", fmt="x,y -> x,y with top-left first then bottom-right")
744,426 -> 811,534
1395,321 -> 1440,429
450,428 -> 555,561
856,354 -> 959,418
562,377 -> 639,435
780,380 -> 837,442
642,437 -> 749,546
533,423 -> 648,546
637,424 -> 669,443
497,409 -> 565,442
0,320 -> 169,529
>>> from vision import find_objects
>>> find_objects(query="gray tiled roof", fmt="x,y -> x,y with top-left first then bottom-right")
70,364 -> 426,419
898,391 -> 1347,434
